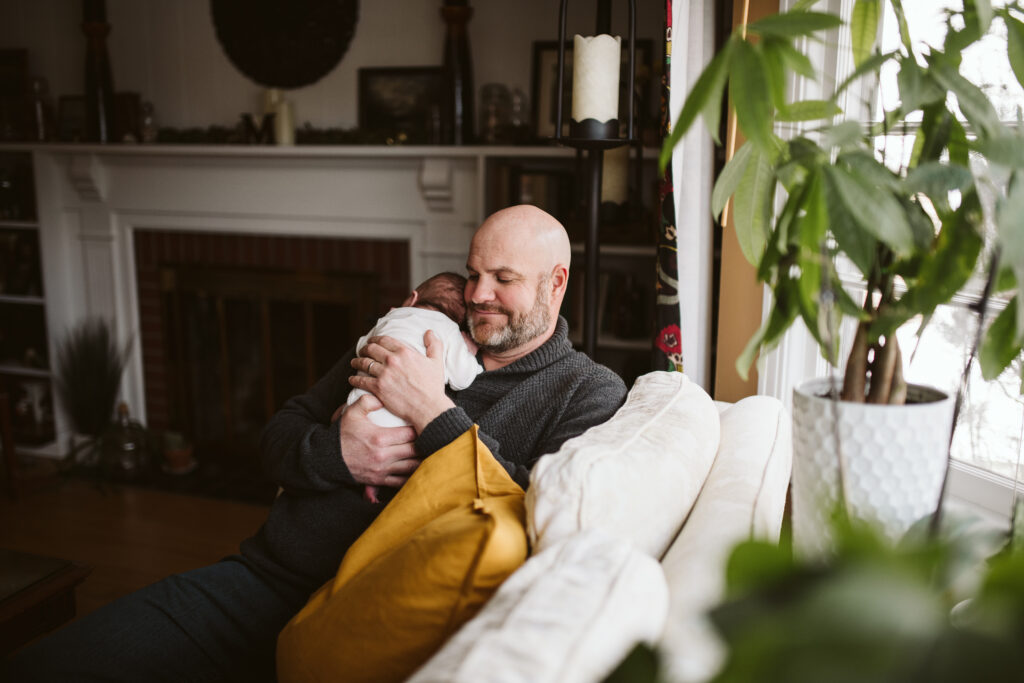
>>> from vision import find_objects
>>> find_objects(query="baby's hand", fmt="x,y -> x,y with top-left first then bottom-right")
364,485 -> 381,504
461,331 -> 478,356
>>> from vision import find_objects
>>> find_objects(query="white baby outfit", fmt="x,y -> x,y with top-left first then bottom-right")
346,307 -> 484,427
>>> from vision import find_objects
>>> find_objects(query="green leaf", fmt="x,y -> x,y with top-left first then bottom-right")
963,0 -> 994,42
736,277 -> 800,380
897,59 -> 946,113
723,540 -> 796,596
839,149 -> 902,193
733,141 -> 778,265
836,51 -> 896,97
1007,15 -> 1024,91
890,0 -> 914,54
822,168 -> 876,276
712,140 -> 754,220
760,40 -> 789,112
850,0 -> 880,68
729,40 -> 774,152
904,161 -> 974,215
748,11 -> 842,40
771,39 -> 817,79
874,191 -> 984,339
824,164 -> 915,257
912,103 -> 953,166
970,133 -> 1024,170
778,99 -> 842,122
660,37 -> 735,173
980,298 -> 1023,380
998,175 -> 1024,336
822,120 -> 866,149
996,265 -> 1017,294
931,60 -> 1003,139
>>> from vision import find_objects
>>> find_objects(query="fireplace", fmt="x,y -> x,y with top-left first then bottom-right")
134,230 -> 409,499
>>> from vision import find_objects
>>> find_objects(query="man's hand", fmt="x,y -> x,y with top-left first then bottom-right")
339,393 -> 419,487
349,331 -> 456,433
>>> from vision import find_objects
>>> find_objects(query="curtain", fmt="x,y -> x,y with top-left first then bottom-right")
654,0 -> 684,373
655,0 -> 716,389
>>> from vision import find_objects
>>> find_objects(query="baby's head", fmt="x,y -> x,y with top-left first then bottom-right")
412,272 -> 468,325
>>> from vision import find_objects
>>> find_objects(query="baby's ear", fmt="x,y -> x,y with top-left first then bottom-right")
401,291 -> 418,307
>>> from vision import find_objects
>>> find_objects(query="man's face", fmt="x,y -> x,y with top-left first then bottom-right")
464,233 -> 554,354
466,276 -> 551,353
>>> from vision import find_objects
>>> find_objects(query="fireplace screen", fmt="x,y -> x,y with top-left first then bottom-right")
134,230 -> 409,502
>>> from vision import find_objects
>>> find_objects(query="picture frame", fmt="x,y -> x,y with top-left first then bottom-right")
530,38 -> 653,142
57,95 -> 87,142
357,66 -> 442,144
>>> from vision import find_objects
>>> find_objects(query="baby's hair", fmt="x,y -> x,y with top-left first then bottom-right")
415,272 -> 468,324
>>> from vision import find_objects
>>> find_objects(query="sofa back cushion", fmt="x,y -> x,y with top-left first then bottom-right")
408,529 -> 668,683
658,395 -> 792,683
276,426 -> 529,683
526,371 -> 720,558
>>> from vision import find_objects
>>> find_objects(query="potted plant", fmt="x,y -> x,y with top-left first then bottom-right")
52,317 -> 131,469
661,0 -> 1024,550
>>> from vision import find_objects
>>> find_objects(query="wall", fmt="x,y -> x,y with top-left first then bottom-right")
0,0 -> 661,131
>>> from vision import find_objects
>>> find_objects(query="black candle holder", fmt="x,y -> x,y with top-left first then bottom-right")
553,0 -> 636,359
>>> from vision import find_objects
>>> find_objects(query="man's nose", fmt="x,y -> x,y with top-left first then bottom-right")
469,279 -> 494,303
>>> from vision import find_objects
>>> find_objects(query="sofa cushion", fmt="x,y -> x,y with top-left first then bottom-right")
658,395 -> 792,683
526,371 -> 720,559
408,529 -> 668,683
276,426 -> 529,683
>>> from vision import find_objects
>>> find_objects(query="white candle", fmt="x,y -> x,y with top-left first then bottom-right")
601,145 -> 629,204
572,34 -> 621,123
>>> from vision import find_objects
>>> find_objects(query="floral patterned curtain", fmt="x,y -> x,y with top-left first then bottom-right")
654,0 -> 683,372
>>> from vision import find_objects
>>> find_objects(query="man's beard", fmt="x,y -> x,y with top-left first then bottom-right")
468,280 -> 552,353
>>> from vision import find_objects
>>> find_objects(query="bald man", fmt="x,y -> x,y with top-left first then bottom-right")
7,206 -> 627,683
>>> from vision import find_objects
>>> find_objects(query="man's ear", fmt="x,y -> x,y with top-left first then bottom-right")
401,291 -> 419,307
549,265 -> 569,300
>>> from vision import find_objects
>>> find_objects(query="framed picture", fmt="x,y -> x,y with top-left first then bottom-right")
57,95 -> 87,142
358,66 -> 442,144
531,38 -> 653,141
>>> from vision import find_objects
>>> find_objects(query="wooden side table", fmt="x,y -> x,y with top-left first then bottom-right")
0,548 -> 91,655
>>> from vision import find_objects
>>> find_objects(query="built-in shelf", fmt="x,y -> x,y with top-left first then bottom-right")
569,334 -> 652,351
0,364 -> 51,378
14,439 -> 63,459
0,220 -> 38,230
0,294 -> 45,305
571,243 -> 656,257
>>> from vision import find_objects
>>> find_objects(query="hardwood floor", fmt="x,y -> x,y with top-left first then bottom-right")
0,477 -> 269,619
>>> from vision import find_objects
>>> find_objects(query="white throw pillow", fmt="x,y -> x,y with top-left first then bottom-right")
408,530 -> 668,683
526,371 -> 720,559
658,395 -> 792,683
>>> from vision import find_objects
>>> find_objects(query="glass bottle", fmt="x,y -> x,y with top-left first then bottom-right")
140,101 -> 158,143
82,1 -> 115,143
30,77 -> 55,142
107,402 -> 147,480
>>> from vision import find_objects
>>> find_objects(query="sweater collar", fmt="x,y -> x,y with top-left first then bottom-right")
479,316 -> 573,375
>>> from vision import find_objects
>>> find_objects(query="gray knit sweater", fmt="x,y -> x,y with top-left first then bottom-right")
240,316 -> 627,592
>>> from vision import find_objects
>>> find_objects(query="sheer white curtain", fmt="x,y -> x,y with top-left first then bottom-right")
668,0 -> 716,391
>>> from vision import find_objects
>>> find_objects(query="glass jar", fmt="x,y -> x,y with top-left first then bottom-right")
478,83 -> 511,144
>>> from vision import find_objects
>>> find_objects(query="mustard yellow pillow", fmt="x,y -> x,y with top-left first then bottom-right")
276,426 -> 528,683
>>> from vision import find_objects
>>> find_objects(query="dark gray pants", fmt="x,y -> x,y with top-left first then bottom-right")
3,556 -> 310,683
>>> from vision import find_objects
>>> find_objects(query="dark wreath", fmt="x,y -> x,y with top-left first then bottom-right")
211,0 -> 359,89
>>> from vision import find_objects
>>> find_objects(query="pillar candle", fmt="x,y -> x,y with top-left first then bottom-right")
572,34 -> 621,123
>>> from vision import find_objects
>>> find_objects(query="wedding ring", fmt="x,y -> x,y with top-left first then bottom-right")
368,360 -> 377,374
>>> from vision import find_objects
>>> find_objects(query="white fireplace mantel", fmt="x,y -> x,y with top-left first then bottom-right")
5,142 -> 576,454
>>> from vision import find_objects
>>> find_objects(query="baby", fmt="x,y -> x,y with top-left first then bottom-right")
340,272 -> 484,502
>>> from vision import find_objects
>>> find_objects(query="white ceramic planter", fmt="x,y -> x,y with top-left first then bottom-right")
791,378 -> 954,556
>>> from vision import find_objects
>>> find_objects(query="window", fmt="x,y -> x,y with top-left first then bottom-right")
766,0 -> 1024,521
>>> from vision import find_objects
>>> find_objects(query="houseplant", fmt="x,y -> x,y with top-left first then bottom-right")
53,317 -> 132,469
660,0 -> 1024,548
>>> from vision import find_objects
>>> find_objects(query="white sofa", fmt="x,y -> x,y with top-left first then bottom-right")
409,371 -> 793,683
